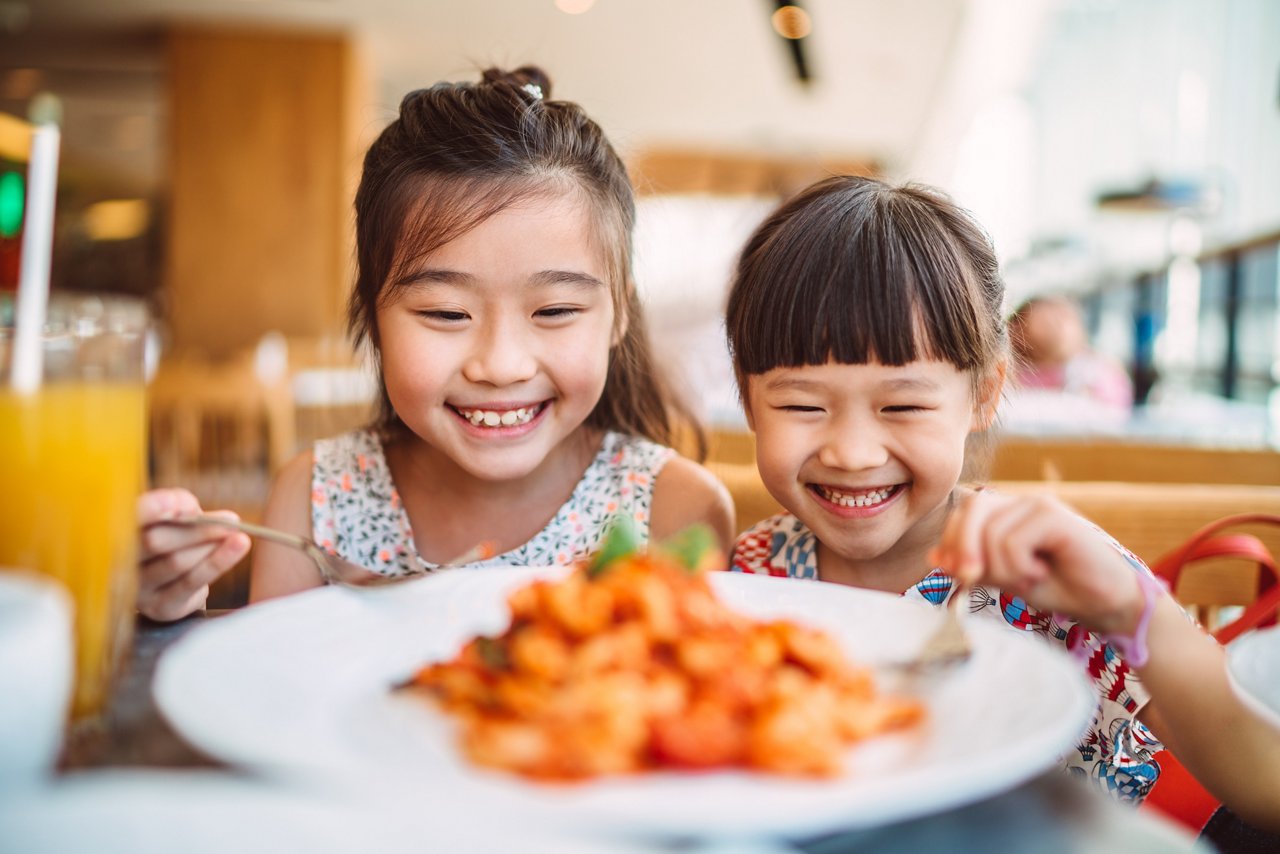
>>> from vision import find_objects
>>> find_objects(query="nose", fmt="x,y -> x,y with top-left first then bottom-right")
816,416 -> 891,472
460,315 -> 538,387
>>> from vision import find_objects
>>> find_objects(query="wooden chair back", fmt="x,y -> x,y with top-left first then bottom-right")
989,437 -> 1280,486
706,453 -> 1280,634
148,351 -> 294,519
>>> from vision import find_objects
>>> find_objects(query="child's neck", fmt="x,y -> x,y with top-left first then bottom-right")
383,427 -> 604,564
814,490 -> 958,594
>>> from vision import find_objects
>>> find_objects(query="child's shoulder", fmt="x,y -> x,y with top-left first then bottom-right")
598,430 -> 676,473
313,426 -> 382,458
646,452 -> 735,553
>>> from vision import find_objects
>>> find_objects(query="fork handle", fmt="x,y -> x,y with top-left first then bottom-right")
155,514 -> 314,555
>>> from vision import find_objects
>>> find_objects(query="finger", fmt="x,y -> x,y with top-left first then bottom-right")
931,491 -> 978,568
137,487 -> 203,524
139,508 -> 245,563
139,583 -> 209,623
982,498 -> 1051,589
938,492 -> 1006,583
140,535 -> 251,620
139,540 -> 219,598
139,531 -> 251,596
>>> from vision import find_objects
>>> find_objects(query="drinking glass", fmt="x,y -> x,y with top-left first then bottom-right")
0,292 -> 148,720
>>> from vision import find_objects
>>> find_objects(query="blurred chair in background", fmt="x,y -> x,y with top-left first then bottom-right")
148,345 -> 292,520
147,333 -> 375,607
990,437 -> 1280,486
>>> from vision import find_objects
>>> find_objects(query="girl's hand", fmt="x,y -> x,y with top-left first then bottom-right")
930,490 -> 1147,636
137,488 -> 251,622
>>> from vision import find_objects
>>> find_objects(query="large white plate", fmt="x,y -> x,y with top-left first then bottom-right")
154,568 -> 1095,840
1227,625 -> 1280,731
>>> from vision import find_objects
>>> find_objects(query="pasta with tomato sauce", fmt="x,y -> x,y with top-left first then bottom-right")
408,534 -> 922,780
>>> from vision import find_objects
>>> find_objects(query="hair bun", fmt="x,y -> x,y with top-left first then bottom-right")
481,65 -> 553,100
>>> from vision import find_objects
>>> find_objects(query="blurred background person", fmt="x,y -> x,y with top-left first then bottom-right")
1004,294 -> 1134,433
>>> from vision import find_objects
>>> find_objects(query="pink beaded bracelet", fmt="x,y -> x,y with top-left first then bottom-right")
1066,571 -> 1167,668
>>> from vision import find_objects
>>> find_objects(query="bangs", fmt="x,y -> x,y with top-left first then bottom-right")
727,180 -> 992,376
381,174 -> 630,311
382,175 -> 549,302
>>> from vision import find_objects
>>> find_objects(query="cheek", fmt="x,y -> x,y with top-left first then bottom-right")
551,327 -> 614,385
380,338 -> 450,400
911,423 -> 970,480
752,422 -> 804,484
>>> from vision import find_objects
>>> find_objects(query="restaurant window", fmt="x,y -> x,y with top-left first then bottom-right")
1234,244 -> 1280,405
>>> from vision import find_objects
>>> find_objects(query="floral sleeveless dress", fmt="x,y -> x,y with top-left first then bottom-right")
311,429 -> 674,575
732,512 -> 1165,805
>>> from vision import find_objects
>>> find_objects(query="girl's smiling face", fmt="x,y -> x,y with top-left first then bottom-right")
745,358 -> 997,588
375,190 -> 618,484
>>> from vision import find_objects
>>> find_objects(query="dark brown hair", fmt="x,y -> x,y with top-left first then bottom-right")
725,175 -> 1006,394
349,66 -> 699,455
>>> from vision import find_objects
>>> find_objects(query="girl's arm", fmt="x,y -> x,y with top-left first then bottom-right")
137,488 -> 251,621
1134,599 -> 1280,830
933,491 -> 1280,830
649,456 -> 736,556
248,450 -> 326,602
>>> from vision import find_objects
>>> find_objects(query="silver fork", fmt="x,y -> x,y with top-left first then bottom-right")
884,582 -> 972,680
153,514 -> 494,588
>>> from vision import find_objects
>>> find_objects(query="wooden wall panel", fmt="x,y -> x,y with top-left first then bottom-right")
165,27 -> 361,357
629,148 -> 878,197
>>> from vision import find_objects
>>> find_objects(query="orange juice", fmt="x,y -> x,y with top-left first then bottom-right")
0,381 -> 146,718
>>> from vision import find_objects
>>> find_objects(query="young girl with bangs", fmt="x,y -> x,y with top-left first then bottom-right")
137,65 -> 732,613
725,175 -> 1279,818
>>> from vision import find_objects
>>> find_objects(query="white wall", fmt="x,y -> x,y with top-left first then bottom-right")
1026,0 -> 1280,260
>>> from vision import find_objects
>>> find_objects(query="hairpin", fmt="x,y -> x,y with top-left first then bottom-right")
522,82 -> 544,100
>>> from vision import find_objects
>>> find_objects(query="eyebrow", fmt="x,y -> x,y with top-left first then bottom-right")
394,268 -> 606,289
762,376 -> 824,393
879,377 -> 944,393
761,374 -> 945,394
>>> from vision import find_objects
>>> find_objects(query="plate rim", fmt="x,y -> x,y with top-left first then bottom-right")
154,568 -> 1097,837
1226,626 -> 1280,731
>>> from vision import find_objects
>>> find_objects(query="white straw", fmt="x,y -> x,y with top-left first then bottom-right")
10,106 -> 61,395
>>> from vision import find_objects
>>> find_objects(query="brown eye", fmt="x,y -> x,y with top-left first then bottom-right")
418,310 -> 468,322
534,306 -> 580,319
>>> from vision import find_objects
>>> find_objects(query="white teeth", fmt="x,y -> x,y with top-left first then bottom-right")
459,406 -> 535,428
819,486 -> 894,508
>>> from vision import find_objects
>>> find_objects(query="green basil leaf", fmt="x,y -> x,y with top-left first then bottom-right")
589,515 -> 642,578
659,523 -> 719,573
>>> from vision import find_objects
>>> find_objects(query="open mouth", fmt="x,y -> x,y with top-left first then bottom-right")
452,402 -> 547,428
811,483 -> 903,509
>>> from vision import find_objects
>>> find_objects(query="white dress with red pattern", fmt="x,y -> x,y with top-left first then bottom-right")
732,512 -> 1165,804
311,429 -> 673,576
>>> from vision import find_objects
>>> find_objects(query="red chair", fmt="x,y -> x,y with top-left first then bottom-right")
1141,514 -> 1280,833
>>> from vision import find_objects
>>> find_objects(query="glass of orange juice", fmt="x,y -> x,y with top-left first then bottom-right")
0,292 -> 148,721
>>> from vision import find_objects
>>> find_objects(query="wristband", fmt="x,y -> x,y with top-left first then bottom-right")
1066,571 -> 1167,668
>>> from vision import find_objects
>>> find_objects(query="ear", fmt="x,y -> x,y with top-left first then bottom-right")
970,360 -> 1006,432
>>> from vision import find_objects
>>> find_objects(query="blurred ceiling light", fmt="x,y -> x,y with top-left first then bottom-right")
84,199 -> 150,242
771,4 -> 812,39
555,0 -> 595,14
0,68 -> 41,100
0,111 -> 31,163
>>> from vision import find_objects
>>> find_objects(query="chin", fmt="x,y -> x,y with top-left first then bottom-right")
464,458 -> 542,483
